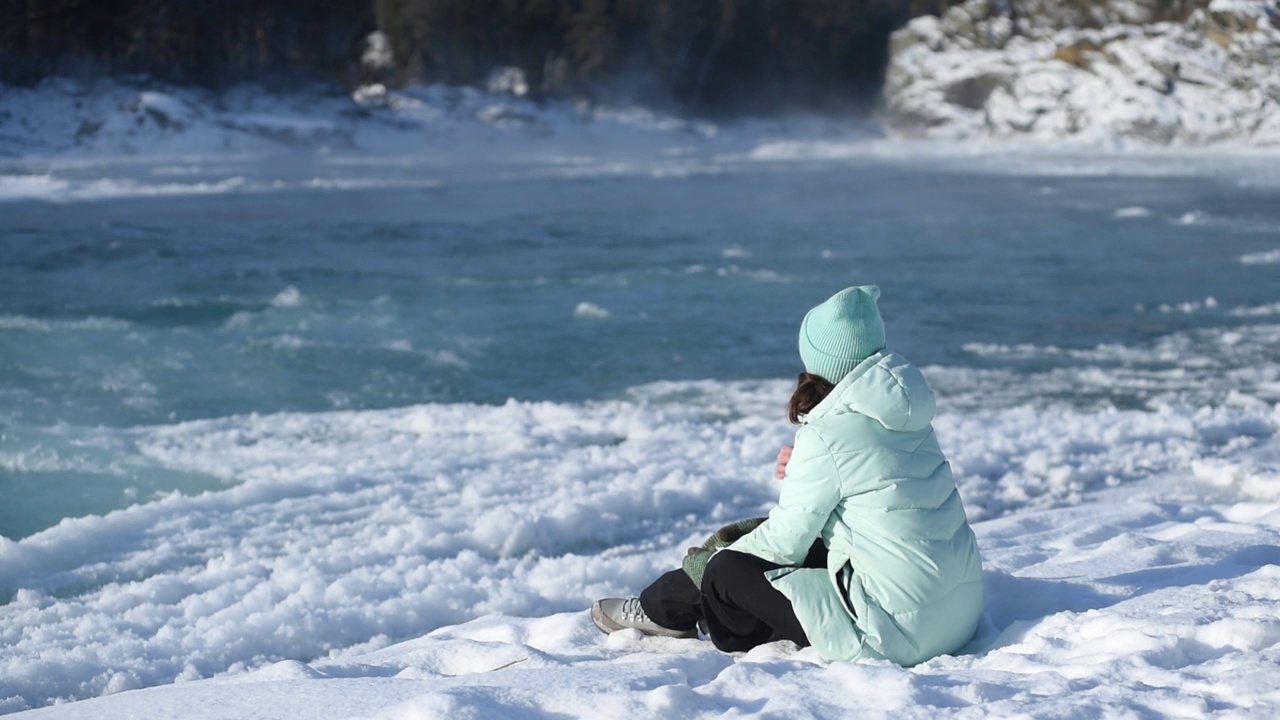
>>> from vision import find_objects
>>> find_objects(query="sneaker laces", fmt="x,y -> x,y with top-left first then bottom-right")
620,597 -> 650,624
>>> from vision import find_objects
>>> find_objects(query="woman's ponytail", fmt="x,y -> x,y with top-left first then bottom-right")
787,372 -> 835,424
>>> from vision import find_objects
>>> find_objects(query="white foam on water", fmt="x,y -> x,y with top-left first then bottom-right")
300,177 -> 443,190
945,321 -> 1280,412
734,139 -> 1280,186
572,303 -> 610,320
0,175 -> 257,203
0,316 -> 131,332
1113,206 -> 1152,219
0,173 -> 451,203
1231,302 -> 1280,317
270,286 -> 303,308
1241,249 -> 1280,265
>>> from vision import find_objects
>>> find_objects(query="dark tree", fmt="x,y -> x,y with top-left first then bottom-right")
1,0 -> 375,87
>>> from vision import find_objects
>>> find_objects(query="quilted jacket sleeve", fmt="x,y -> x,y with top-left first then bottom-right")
729,425 -> 841,566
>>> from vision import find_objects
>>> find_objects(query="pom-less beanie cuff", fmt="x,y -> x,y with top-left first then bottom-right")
798,285 -> 887,384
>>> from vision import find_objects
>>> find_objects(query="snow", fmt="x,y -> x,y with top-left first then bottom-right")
885,0 -> 1280,147
0,76 -> 875,204
360,32 -> 395,73
487,67 -> 531,98
0,76 -> 735,167
1,378 -> 1279,718
7,504 -> 1280,719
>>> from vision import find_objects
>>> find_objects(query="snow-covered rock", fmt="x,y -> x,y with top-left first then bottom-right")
885,0 -> 1280,146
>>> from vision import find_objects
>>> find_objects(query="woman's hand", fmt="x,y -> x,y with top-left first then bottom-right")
775,445 -> 793,479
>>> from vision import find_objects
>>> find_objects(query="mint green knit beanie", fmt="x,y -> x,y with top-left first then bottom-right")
798,285 -> 887,384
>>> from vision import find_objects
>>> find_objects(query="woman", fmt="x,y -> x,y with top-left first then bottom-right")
592,285 -> 984,666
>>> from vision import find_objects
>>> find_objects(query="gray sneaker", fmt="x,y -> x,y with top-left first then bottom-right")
591,597 -> 698,639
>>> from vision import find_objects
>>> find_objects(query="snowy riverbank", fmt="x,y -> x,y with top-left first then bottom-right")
5,73 -> 1280,209
4,389 -> 1280,718
0,76 -> 730,163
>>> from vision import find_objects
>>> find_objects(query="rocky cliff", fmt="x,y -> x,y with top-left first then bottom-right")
885,0 -> 1280,145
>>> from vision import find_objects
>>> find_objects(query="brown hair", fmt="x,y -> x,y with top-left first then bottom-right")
787,372 -> 835,424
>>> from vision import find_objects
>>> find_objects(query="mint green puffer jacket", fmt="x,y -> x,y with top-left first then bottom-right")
729,350 -> 984,666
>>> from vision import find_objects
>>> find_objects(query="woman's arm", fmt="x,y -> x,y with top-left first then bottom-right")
729,426 -> 841,566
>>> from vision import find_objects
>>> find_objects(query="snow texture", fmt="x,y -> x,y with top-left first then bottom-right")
0,76 -> 731,163
885,0 -> 1280,147
2,382 -> 1280,718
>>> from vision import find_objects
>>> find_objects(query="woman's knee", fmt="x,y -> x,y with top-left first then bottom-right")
703,549 -> 755,593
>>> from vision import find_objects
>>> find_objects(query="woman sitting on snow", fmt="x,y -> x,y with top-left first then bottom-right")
592,285 -> 984,666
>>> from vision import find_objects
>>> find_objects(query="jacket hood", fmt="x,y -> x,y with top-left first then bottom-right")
805,351 -> 936,432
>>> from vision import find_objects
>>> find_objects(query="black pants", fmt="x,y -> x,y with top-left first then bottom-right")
639,541 -> 828,653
